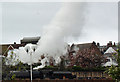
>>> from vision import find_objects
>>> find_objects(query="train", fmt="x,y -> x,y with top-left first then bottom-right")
9,70 -> 76,79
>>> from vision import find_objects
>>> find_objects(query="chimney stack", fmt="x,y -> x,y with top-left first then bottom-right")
97,43 -> 100,47
14,42 -> 16,44
92,41 -> 96,45
107,41 -> 112,47
114,42 -> 116,46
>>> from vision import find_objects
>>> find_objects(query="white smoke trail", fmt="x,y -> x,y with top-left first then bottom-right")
6,2 -> 87,68
34,2 -> 87,68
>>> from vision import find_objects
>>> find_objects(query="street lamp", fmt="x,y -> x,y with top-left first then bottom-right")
25,44 -> 37,82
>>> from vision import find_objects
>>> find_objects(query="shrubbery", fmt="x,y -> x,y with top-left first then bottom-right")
106,49 -> 120,81
72,66 -> 105,71
42,65 -> 106,72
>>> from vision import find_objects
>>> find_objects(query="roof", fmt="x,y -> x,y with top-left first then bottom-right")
77,43 -> 92,50
0,44 -> 25,56
104,47 -> 117,54
21,36 -> 40,43
71,42 -> 95,51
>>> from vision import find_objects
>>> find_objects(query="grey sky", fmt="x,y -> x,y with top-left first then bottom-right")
1,2 -> 118,45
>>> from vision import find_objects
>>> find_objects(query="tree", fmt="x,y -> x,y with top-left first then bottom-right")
69,48 -> 105,68
2,51 -> 30,80
106,48 -> 120,81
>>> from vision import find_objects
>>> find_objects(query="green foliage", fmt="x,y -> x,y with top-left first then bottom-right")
72,66 -> 105,71
11,74 -> 16,80
11,51 -> 14,55
106,49 -> 120,81
42,66 -> 58,71
2,55 -> 29,80
46,66 -> 54,68
2,57 -> 11,80
72,66 -> 83,71
42,65 -> 106,71
106,65 -> 120,81
92,66 -> 105,71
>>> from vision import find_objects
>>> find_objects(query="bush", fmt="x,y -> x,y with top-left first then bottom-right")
72,66 -> 83,71
11,74 -> 16,80
106,50 -> 120,81
72,66 -> 105,71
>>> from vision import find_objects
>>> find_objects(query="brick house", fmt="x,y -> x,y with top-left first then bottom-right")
68,42 -> 104,67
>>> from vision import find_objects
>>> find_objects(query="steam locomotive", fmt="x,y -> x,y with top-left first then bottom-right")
10,70 -> 76,79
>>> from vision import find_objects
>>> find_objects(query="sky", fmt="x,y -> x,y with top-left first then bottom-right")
1,2 -> 118,46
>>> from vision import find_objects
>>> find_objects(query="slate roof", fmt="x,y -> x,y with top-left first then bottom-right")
71,42 -> 96,51
21,37 -> 40,43
76,43 -> 93,50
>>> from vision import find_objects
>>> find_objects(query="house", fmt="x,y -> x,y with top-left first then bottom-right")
97,45 -> 107,54
97,41 -> 117,54
68,41 -> 104,67
102,47 -> 118,66
0,43 -> 25,56
0,36 -> 40,56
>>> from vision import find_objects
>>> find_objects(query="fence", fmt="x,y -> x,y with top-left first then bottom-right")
2,79 -> 115,82
72,71 -> 109,78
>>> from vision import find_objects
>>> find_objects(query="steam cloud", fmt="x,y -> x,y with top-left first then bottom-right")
34,2 -> 87,68
6,2 -> 87,69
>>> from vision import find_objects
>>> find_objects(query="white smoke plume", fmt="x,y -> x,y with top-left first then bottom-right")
34,2 -> 87,68
6,2 -> 87,68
